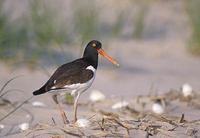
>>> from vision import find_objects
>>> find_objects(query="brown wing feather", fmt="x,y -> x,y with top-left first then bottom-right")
51,69 -> 93,89
45,58 -> 94,90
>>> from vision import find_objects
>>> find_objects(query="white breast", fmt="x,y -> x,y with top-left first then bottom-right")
86,65 -> 96,73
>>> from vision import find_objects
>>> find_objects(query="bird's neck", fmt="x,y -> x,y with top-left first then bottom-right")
83,48 -> 98,69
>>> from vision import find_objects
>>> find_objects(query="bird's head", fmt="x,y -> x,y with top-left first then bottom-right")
87,40 -> 119,66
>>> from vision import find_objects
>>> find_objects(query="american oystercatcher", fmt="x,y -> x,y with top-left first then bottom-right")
33,40 -> 119,123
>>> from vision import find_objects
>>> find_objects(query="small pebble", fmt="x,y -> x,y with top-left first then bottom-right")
112,101 -> 129,110
89,89 -> 106,102
152,102 -> 164,114
32,101 -> 46,107
182,83 -> 193,97
0,124 -> 5,129
76,118 -> 90,128
18,123 -> 29,131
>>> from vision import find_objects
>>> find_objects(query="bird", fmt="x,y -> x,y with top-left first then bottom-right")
32,40 -> 119,123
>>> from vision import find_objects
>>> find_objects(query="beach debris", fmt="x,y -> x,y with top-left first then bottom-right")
181,83 -> 193,97
18,123 -> 29,131
89,89 -> 106,102
76,118 -> 90,128
32,101 -> 46,107
152,100 -> 164,114
112,101 -> 129,110
22,85 -> 200,138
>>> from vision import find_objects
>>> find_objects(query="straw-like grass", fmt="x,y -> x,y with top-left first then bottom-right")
2,87 -> 199,137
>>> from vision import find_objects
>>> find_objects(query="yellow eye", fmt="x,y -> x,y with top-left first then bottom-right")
92,43 -> 96,47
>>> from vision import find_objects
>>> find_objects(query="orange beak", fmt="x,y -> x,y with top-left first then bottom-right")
97,48 -> 119,66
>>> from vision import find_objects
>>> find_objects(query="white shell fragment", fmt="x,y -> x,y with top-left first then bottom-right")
182,83 -> 193,97
32,101 -> 46,107
89,89 -> 106,102
18,123 -> 29,131
76,118 -> 90,128
152,102 -> 164,114
111,101 -> 129,110
0,124 -> 5,129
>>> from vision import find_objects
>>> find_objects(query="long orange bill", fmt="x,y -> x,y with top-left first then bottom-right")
98,48 -> 119,66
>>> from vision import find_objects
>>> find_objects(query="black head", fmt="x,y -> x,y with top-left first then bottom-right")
83,40 -> 101,69
83,40 -> 119,69
83,40 -> 102,57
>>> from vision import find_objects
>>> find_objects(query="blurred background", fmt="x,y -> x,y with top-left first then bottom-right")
1,0 -> 200,136
0,0 -> 200,103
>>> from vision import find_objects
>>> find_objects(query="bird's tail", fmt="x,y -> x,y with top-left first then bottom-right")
33,85 -> 47,95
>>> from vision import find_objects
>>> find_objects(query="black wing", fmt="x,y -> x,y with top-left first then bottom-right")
33,58 -> 94,95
